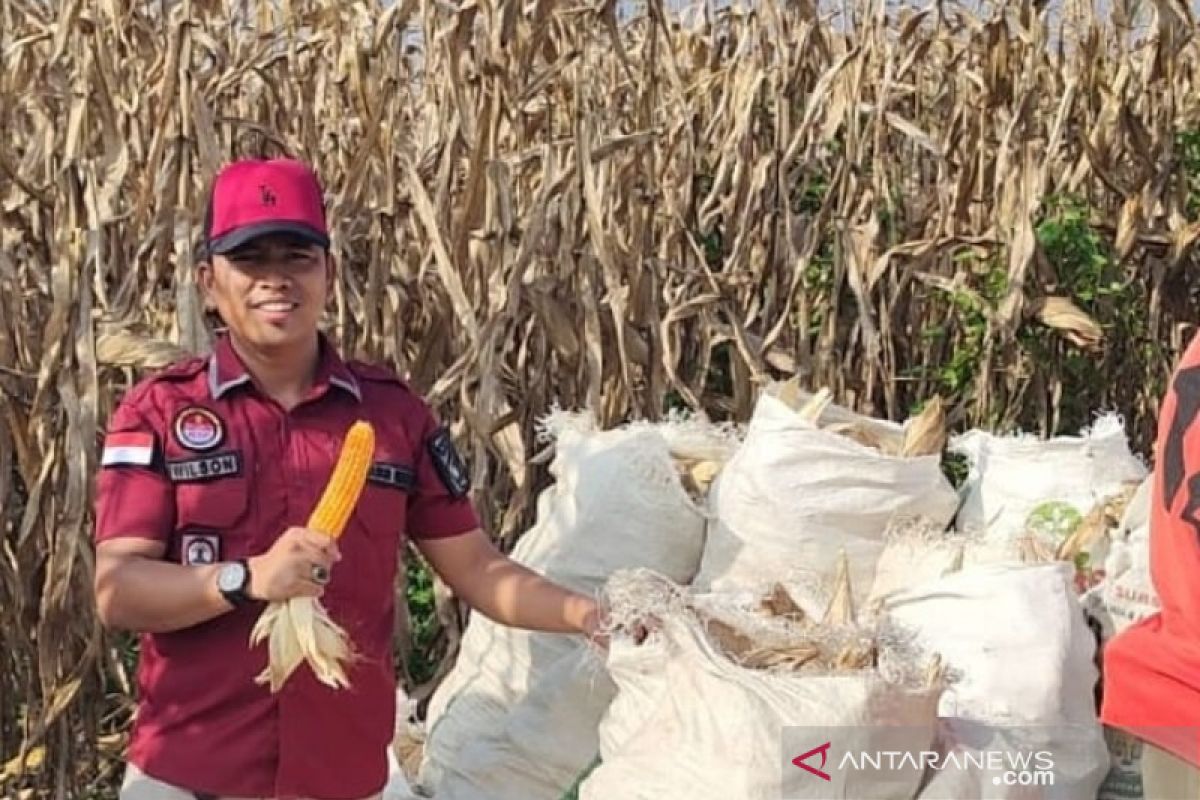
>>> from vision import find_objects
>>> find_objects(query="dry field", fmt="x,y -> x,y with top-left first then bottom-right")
1,0 -> 1198,793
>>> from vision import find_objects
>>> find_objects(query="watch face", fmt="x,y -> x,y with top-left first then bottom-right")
217,562 -> 246,593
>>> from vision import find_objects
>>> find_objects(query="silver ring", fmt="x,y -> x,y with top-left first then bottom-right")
311,564 -> 330,585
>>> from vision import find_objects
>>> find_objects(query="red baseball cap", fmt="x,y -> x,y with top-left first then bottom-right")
204,158 -> 330,255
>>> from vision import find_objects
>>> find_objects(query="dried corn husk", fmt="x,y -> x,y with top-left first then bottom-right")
675,457 -> 721,502
1056,482 -> 1141,562
822,551 -> 856,625
740,642 -> 823,670
826,421 -> 896,452
95,330 -> 192,369
251,598 -> 354,692
777,383 -> 946,458
760,583 -> 807,622
901,396 -> 947,457
1034,296 -> 1104,350
703,617 -> 757,658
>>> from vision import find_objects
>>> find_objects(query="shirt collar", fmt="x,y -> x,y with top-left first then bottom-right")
208,332 -> 361,403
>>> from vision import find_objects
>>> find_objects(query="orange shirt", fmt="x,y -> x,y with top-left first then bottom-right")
1102,331 -> 1200,765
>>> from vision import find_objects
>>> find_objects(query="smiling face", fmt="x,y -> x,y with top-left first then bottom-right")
198,234 -> 332,353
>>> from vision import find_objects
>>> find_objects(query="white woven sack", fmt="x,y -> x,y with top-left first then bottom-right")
951,416 -> 1146,548
581,605 -> 943,800
695,384 -> 960,603
885,562 -> 1110,799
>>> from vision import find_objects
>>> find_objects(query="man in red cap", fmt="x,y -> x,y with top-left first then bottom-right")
1103,332 -> 1200,796
93,158 -> 606,800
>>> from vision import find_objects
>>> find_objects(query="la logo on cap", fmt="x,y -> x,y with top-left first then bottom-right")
205,158 -> 330,255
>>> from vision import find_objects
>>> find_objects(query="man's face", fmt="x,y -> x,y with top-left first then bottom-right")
198,234 -> 331,351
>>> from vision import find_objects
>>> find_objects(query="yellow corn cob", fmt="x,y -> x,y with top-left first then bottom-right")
251,421 -> 376,692
308,420 -> 375,539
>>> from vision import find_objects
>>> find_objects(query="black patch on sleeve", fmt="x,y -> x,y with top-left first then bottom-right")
369,462 -> 416,493
166,451 -> 242,483
427,426 -> 471,499
1164,367 -> 1200,511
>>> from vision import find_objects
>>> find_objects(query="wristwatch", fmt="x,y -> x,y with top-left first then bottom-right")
216,559 -> 253,607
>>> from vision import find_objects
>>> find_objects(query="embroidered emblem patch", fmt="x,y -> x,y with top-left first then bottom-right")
166,452 -> 241,483
427,426 -> 470,499
369,462 -> 416,493
181,532 -> 220,565
101,431 -> 155,467
173,406 -> 224,451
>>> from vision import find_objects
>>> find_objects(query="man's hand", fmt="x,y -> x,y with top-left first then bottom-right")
247,527 -> 341,602
417,529 -> 610,641
579,598 -> 611,650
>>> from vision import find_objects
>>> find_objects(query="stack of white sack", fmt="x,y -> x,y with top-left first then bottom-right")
870,415 -> 1151,799
580,568 -> 947,800
416,411 -> 738,800
694,381 -> 961,612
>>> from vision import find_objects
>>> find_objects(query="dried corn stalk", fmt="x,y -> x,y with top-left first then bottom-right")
251,421 -> 376,691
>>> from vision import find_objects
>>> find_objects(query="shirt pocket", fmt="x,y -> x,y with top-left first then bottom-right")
356,460 -> 412,543
329,461 -> 410,612
173,474 -> 251,537
166,471 -> 252,566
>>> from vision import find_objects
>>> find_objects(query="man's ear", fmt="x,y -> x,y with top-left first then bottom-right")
196,260 -> 217,312
324,251 -> 336,295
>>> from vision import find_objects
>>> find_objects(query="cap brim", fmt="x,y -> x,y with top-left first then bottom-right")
207,221 -> 330,255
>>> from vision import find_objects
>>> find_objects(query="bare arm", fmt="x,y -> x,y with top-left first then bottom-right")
94,538 -> 232,633
415,528 -> 601,637
94,528 -> 341,634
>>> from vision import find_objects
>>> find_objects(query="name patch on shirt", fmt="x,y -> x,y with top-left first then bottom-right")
166,452 -> 242,483
369,462 -> 416,493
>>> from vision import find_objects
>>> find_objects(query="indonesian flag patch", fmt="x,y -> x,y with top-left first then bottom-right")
101,431 -> 156,467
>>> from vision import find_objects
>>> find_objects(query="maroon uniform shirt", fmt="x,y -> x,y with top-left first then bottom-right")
94,333 -> 479,799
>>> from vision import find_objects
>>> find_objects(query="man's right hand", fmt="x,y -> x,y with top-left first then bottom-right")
247,527 -> 341,602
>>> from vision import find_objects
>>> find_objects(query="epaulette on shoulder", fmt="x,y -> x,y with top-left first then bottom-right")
347,359 -> 408,388
149,354 -> 208,382
119,354 -> 207,406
